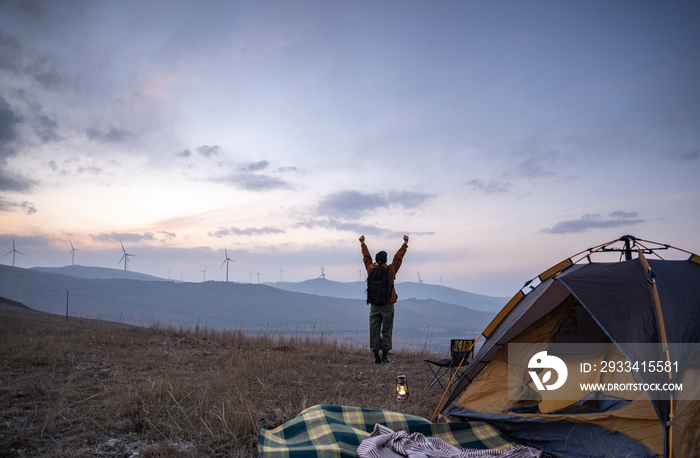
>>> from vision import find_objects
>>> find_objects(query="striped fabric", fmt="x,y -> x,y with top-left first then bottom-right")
257,405 -> 531,458
357,424 -> 541,458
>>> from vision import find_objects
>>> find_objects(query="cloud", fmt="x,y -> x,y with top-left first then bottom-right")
316,191 -> 384,218
209,226 -> 286,237
45,157 -> 102,177
197,145 -> 220,158
385,190 -> 432,208
0,233 -> 55,250
0,94 -> 57,191
215,173 -> 290,191
0,169 -> 37,192
0,197 -> 37,215
239,160 -> 269,172
666,149 -> 699,163
90,232 -> 157,244
0,96 -> 22,156
157,231 -> 176,239
0,32 -> 22,73
25,54 -> 65,90
467,179 -> 512,195
0,97 -> 37,191
294,218 -> 394,236
293,218 -> 434,238
517,150 -> 567,178
86,127 -> 132,143
542,211 -> 646,234
176,149 -> 191,157
316,190 -> 432,218
0,29 -> 70,90
19,200 -> 36,215
35,114 -> 59,142
203,159 -> 291,192
608,211 -> 639,219
77,165 -> 102,175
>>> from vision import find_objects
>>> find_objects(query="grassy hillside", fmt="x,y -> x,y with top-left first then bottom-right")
0,298 -> 451,457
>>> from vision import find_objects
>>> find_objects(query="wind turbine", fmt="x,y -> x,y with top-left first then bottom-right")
220,247 -> 234,282
200,266 -> 207,282
417,271 -> 424,300
118,242 -> 135,277
256,268 -> 260,284
278,265 -> 285,285
3,239 -> 23,267
67,241 -> 79,266
319,263 -> 326,279
249,271 -> 253,283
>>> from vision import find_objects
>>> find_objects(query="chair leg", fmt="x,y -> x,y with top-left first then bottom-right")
424,362 -> 449,392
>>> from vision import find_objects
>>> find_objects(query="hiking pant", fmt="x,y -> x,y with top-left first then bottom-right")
369,303 -> 394,354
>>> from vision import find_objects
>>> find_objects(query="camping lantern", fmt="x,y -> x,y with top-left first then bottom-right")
396,375 -> 409,401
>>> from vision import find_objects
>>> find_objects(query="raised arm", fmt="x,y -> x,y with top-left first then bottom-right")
391,235 -> 409,273
360,235 -> 373,272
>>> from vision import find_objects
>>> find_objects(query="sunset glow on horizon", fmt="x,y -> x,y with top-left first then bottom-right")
1,1 -> 699,296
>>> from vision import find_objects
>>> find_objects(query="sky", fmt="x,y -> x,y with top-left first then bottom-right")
1,0 -> 699,296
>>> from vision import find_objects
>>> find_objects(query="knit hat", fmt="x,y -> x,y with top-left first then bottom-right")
375,251 -> 387,264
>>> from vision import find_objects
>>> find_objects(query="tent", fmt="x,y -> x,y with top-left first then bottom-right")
437,236 -> 700,458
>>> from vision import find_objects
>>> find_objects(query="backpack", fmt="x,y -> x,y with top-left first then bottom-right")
366,264 -> 392,305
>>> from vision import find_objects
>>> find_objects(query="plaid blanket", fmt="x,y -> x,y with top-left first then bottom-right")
257,405 -> 518,458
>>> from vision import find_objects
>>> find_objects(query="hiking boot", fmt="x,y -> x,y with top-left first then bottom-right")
381,351 -> 391,363
374,353 -> 381,364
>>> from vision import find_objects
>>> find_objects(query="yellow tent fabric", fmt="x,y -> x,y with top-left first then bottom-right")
444,238 -> 700,458
451,299 -> 692,457
452,302 -> 665,455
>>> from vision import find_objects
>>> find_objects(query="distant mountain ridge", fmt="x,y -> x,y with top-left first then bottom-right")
30,265 -> 167,282
2,265 -> 495,352
263,278 -> 508,313
28,265 -> 508,313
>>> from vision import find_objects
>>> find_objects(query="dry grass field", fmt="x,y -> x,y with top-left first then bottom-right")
0,298 -> 452,457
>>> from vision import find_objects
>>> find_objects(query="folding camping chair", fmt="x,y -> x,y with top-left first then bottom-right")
424,339 -> 474,392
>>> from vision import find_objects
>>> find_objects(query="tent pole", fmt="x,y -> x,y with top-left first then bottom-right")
640,250 -> 673,458
668,397 -> 673,458
622,235 -> 633,260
